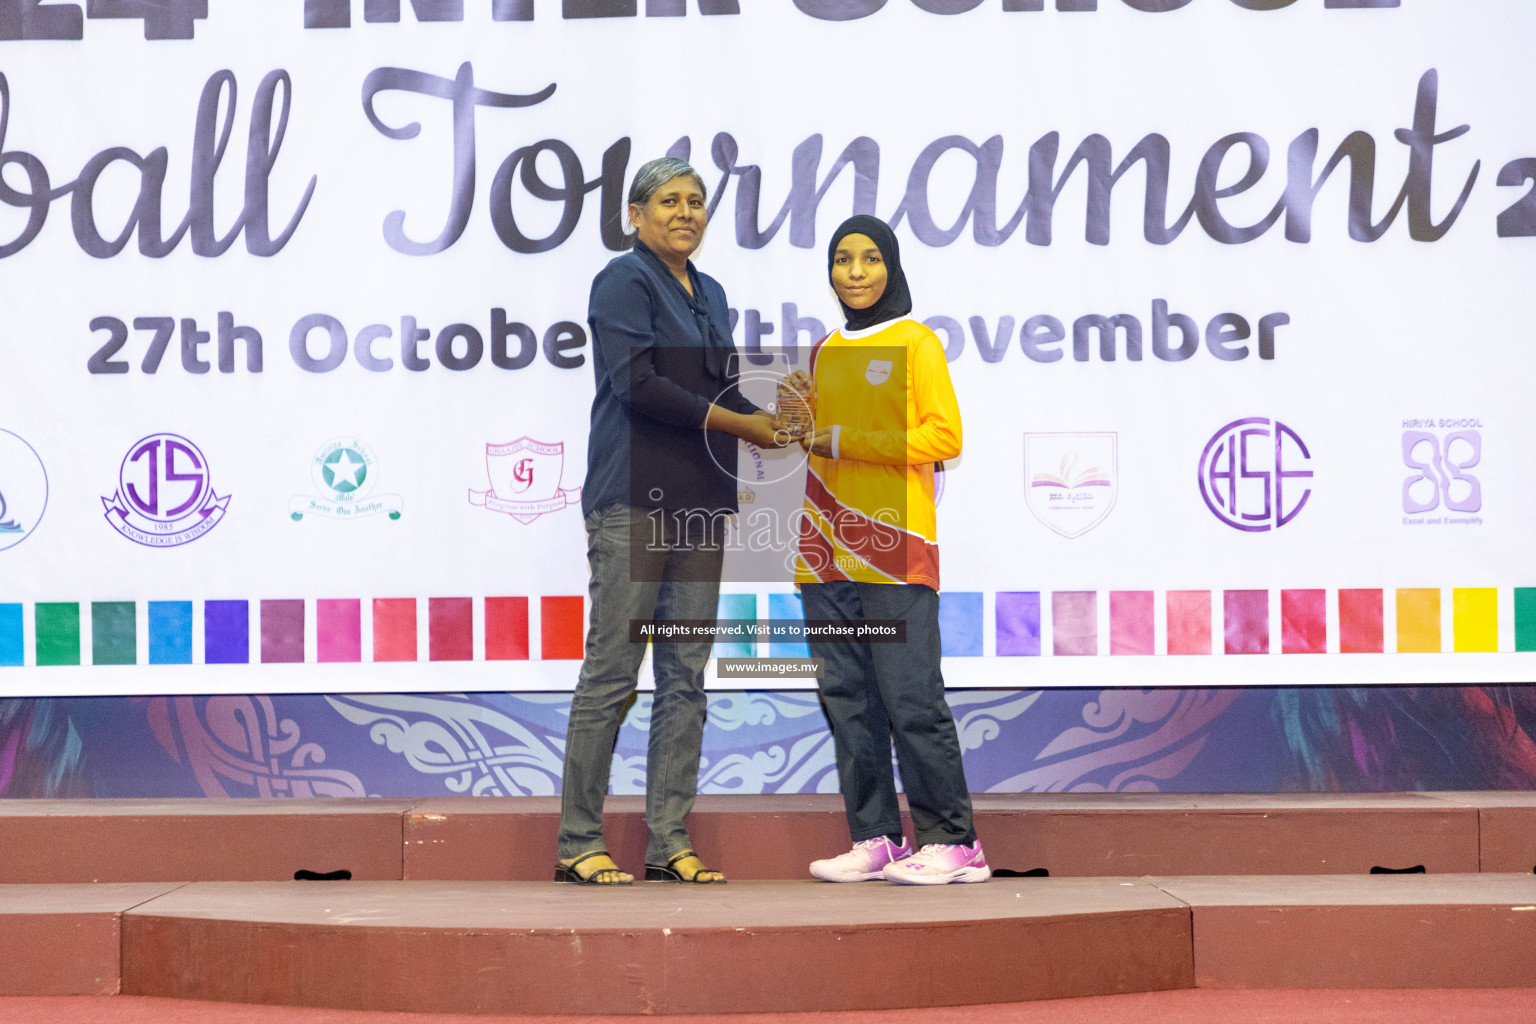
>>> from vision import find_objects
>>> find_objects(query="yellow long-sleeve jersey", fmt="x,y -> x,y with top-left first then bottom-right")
794,317 -> 962,591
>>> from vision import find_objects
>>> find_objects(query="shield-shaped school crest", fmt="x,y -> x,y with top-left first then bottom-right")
469,438 -> 581,524
1023,433 -> 1118,539
865,359 -> 893,386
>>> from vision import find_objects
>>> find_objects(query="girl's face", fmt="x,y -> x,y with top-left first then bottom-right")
830,233 -> 888,310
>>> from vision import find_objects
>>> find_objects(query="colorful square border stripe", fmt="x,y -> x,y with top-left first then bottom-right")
0,588 -> 1531,666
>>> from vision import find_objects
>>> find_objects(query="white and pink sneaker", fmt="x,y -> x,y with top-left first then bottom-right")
809,836 -> 912,882
882,841 -> 991,885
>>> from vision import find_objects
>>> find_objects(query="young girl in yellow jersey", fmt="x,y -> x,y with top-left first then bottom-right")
795,215 -> 988,885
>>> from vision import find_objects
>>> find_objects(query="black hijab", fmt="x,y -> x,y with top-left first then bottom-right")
827,215 -> 912,332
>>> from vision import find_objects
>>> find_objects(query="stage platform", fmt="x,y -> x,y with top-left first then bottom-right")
2,791 -> 1531,884
5,874 -> 1536,1012
0,793 -> 1533,1012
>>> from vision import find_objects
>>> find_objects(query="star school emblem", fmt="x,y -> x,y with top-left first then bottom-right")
0,429 -> 48,552
322,447 -> 367,494
468,438 -> 581,524
1023,432 -> 1118,539
290,437 -> 404,522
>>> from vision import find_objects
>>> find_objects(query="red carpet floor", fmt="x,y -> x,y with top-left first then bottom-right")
1,991 -> 1534,1024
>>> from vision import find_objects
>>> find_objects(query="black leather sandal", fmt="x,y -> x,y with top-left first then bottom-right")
644,849 -> 727,884
555,850 -> 633,885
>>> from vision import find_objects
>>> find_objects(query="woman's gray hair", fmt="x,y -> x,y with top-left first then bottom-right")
627,157 -> 707,209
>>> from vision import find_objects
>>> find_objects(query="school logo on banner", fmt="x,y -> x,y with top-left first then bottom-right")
289,437 -> 404,522
1401,419 -> 1482,526
102,433 -> 230,547
468,438 -> 581,525
1023,432 -> 1117,539
1198,418 -> 1312,532
0,429 -> 48,552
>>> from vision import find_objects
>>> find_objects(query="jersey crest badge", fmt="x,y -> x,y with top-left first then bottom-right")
864,359 -> 893,385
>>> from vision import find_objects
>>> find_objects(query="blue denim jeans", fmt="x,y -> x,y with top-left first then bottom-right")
802,580 -> 976,848
557,504 -> 724,866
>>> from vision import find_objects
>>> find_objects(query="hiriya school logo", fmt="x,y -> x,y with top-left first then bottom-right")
290,437 -> 404,522
0,429 -> 48,552
468,438 -> 581,524
1024,433 -> 1117,539
1198,418 -> 1313,532
1401,420 -> 1482,526
103,433 -> 230,547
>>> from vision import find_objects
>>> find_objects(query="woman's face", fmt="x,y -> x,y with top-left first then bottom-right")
630,176 -> 707,261
830,233 -> 888,310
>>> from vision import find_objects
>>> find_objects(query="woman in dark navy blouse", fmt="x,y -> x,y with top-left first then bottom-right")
555,158 -> 787,886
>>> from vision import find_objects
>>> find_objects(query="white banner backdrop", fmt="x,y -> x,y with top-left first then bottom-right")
1,0 -> 1535,694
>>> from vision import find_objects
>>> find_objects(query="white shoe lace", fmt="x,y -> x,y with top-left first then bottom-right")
832,837 -> 894,864
902,844 -> 947,866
